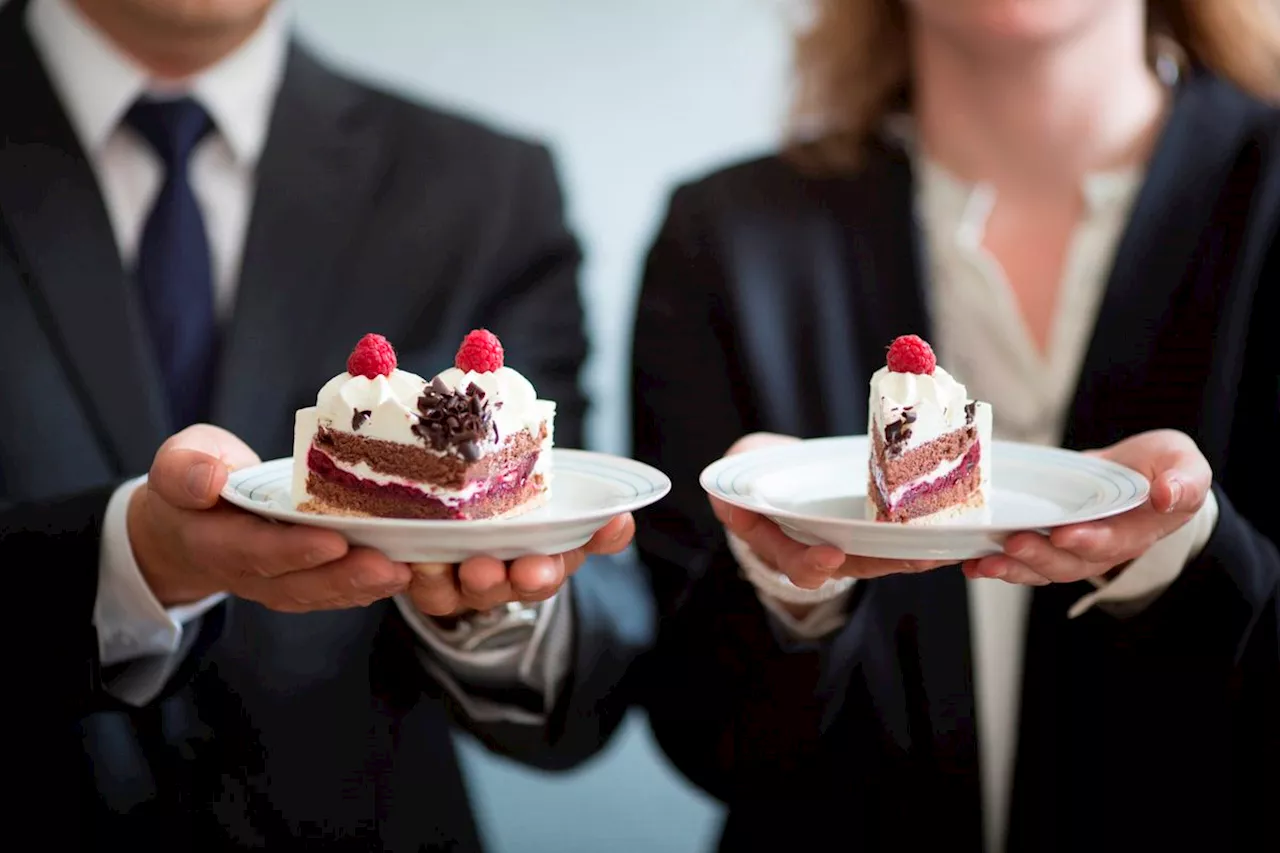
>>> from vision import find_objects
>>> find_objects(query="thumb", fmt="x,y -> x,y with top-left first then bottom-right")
584,513 -> 636,556
1095,430 -> 1210,515
148,424 -> 262,510
1149,468 -> 1209,515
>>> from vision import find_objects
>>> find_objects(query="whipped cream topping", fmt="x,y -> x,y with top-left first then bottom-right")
869,364 -> 972,451
313,368 -> 428,444
306,363 -> 552,449
293,348 -> 557,508
432,366 -> 554,442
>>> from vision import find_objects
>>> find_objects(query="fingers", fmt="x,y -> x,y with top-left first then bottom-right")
709,496 -> 734,526
713,434 -> 814,580
1099,429 -> 1212,514
407,553 -> 569,618
506,555 -> 566,602
503,514 -> 632,589
408,563 -> 462,616
454,555 -> 562,608
455,555 -> 517,611
974,530 -> 1117,586
1047,514 -> 1162,566
963,556 -> 1051,586
998,531 -> 1095,583
977,430 -> 1216,587
836,557 -> 951,580
240,548 -> 411,612
717,498 -> 946,586
183,508 -> 350,580
722,506 -> 842,589
584,514 -> 635,556
982,503 -> 1173,587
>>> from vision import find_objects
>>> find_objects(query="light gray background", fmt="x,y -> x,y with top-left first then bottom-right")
291,1 -> 792,850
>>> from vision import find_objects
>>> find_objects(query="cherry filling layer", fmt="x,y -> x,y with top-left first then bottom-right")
881,442 -> 981,512
307,447 -> 538,511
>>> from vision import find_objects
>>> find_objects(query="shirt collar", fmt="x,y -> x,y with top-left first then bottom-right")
25,0 -> 290,166
186,5 -> 290,164
887,113 -> 1142,219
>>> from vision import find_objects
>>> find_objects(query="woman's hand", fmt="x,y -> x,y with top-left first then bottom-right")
963,429 -> 1213,586
710,433 -> 949,589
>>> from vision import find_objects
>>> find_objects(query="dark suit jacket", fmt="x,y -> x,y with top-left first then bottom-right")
0,2 -> 651,848
631,69 -> 1280,853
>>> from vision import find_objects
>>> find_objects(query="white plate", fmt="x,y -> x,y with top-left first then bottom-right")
222,449 -> 671,563
700,435 -> 1150,560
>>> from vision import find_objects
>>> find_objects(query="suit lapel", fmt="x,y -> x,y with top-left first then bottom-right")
1062,71 -> 1256,451
0,1 -> 169,475
212,46 -> 390,455
1012,73 -> 1261,849
839,138 -> 934,370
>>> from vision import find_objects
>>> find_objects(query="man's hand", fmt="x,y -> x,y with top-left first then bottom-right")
407,513 -> 636,617
711,433 -> 949,590
963,429 -> 1213,586
129,425 -> 411,610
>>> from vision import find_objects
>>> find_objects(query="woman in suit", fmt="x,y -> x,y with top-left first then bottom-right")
630,1 -> 1280,851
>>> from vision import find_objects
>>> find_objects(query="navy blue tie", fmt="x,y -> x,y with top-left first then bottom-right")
125,97 -> 217,431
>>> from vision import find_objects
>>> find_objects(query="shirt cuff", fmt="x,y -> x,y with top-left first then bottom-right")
95,476 -> 226,670
727,532 -> 855,640
393,588 -> 573,725
99,616 -> 205,706
1068,489 -> 1220,619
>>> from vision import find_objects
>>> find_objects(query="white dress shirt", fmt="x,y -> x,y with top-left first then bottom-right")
28,0 -> 569,714
735,138 -> 1220,852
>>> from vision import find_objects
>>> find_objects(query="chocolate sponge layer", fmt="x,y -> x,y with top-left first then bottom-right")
314,423 -> 545,491
302,469 -> 545,520
868,442 -> 983,523
871,425 -> 976,493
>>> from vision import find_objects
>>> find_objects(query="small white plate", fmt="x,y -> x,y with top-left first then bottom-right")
700,435 -> 1150,561
222,449 -> 671,563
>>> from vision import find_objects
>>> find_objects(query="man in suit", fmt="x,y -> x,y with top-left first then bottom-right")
0,0 -> 650,848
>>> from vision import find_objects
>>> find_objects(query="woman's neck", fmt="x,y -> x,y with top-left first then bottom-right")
911,5 -> 1168,191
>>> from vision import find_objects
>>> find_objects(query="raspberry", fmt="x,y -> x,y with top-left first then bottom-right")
455,329 -> 504,373
346,333 -> 398,378
886,334 -> 936,375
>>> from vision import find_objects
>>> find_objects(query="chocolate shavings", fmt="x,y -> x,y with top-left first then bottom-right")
413,377 -> 496,461
884,408 -> 917,450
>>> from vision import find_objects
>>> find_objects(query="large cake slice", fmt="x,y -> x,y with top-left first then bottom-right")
867,335 -> 992,524
292,330 -> 554,520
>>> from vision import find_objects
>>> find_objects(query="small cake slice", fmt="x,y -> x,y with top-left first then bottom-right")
866,335 -> 992,524
292,330 -> 555,520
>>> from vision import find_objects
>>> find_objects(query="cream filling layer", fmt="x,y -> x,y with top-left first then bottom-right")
323,456 -> 486,504
874,447 -> 973,507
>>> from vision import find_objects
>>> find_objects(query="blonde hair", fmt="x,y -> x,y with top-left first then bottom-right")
786,0 -> 1280,173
